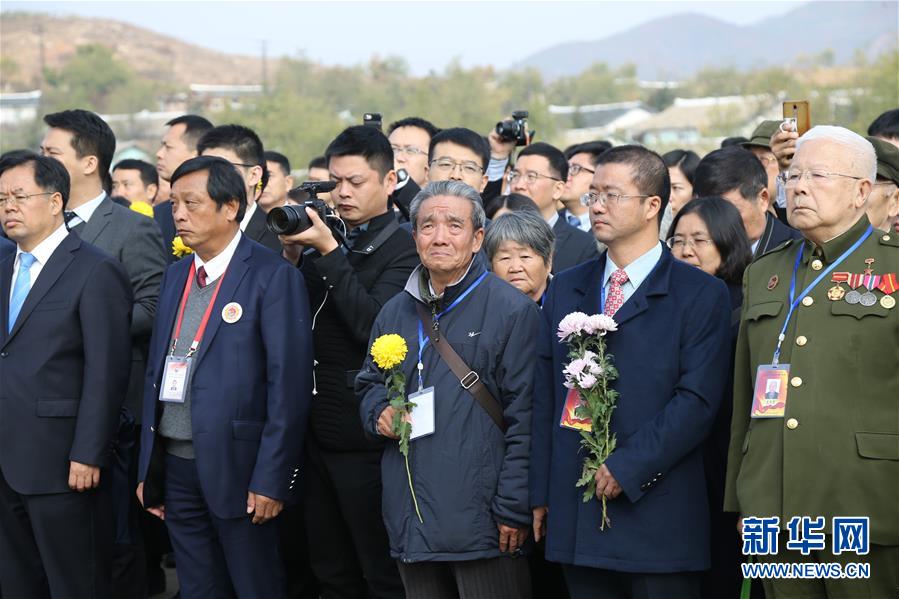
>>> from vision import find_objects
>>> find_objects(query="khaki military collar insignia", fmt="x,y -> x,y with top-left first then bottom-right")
767,275 -> 779,290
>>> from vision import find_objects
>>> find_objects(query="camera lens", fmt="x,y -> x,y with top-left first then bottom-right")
266,205 -> 312,236
495,120 -> 520,142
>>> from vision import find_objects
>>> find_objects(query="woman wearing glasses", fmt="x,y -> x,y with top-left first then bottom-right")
666,195 -> 751,599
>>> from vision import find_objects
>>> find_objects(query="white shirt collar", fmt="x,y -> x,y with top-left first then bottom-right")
72,191 -> 106,223
604,241 -> 663,291
751,238 -> 761,255
546,211 -> 560,228
16,223 -> 69,267
193,230 -> 242,283
239,201 -> 257,232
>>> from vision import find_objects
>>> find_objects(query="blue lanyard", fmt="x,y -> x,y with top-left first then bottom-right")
772,225 -> 873,365
416,271 -> 489,389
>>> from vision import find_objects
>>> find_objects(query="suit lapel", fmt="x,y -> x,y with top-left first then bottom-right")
154,258 -> 193,361
572,258 -> 604,315
0,252 -> 13,342
611,249 -> 672,327
3,234 -> 78,345
190,236 -> 252,370
245,207 -> 265,242
79,195 -> 112,244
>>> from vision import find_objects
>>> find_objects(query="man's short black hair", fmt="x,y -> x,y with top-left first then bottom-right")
165,115 -> 214,151
387,117 -> 440,139
594,145 -> 670,223
114,159 -> 159,187
170,155 -> 247,222
0,150 -> 72,208
868,109 -> 899,141
325,126 -> 394,179
308,156 -> 327,171
264,151 -> 291,177
197,124 -> 267,192
720,136 -> 749,148
662,149 -> 701,184
564,140 -> 612,162
428,128 -> 490,170
518,142 -> 569,181
43,109 -> 116,185
693,147 -> 767,202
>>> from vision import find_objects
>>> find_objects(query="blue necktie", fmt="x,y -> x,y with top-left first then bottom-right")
567,214 -> 581,228
8,253 -> 36,333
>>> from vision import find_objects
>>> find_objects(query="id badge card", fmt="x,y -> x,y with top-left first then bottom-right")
559,388 -> 592,432
409,386 -> 435,440
751,364 -> 789,418
159,355 -> 192,403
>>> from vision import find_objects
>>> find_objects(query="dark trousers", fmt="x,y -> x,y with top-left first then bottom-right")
563,564 -> 701,599
397,557 -> 532,599
0,467 -> 112,599
163,453 -> 286,599
303,441 -> 404,599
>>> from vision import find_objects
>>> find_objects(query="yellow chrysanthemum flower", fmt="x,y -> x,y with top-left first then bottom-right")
370,334 -> 408,370
129,201 -> 154,217
172,236 -> 193,258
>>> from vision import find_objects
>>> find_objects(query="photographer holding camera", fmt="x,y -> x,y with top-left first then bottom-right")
279,125 -> 416,599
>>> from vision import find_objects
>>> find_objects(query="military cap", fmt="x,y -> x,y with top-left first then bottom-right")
742,120 -> 782,150
867,136 -> 899,186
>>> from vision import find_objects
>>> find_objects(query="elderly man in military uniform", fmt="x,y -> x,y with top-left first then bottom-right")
725,126 -> 898,598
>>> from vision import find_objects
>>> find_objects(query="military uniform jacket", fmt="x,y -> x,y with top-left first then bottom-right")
724,216 -> 899,545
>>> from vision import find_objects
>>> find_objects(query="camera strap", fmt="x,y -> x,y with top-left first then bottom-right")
414,302 -> 507,433
349,215 -> 400,255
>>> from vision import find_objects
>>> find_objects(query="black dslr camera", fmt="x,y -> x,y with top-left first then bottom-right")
495,110 -> 535,147
266,181 -> 340,236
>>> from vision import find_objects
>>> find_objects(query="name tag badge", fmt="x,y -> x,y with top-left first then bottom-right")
159,355 -> 192,403
751,364 -> 789,418
409,386 -> 435,440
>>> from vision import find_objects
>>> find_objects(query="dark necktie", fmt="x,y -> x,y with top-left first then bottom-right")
197,266 -> 208,289
64,211 -> 77,224
567,214 -> 581,228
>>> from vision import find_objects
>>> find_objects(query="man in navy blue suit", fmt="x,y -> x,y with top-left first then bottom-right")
532,146 -> 732,599
137,156 -> 313,598
0,235 -> 12,259
0,152 -> 132,597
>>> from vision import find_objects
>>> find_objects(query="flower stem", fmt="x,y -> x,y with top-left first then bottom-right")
405,452 -> 423,523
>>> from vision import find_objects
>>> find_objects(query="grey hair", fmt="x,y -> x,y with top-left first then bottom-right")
410,180 -> 486,231
484,210 -> 555,266
796,125 -> 877,182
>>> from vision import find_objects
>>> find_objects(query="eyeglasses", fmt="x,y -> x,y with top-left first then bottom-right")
430,158 -> 483,176
568,164 -> 595,178
782,169 -> 864,188
580,190 -> 648,208
508,170 -> 561,185
666,236 -> 713,251
0,191 -> 53,207
391,145 -> 427,157
230,161 -> 259,170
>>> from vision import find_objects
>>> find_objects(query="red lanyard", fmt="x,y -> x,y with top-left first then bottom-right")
170,262 -> 226,357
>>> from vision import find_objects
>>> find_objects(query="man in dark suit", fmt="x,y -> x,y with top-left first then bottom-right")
279,126 -> 413,599
509,142 -> 599,273
198,124 -> 282,253
137,156 -> 313,598
0,152 -> 132,598
532,146 -> 732,598
0,236 -> 12,258
42,108 -> 168,596
693,146 -> 801,260
154,115 -> 214,262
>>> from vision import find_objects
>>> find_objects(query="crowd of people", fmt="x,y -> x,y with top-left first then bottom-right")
0,105 -> 897,599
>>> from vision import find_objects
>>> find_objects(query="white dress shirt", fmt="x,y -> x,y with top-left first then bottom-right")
9,223 -> 69,302
193,230 -> 242,284
65,191 -> 106,227
239,202 -> 257,233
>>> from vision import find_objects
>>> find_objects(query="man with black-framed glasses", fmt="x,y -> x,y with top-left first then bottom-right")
197,124 -> 281,253
561,141 -> 612,233
510,142 -> 598,273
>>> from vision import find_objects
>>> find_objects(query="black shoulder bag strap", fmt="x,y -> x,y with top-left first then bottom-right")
414,303 -> 507,433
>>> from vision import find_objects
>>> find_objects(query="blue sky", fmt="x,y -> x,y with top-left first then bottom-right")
3,1 -> 804,74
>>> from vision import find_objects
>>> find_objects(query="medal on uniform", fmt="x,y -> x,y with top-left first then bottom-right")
767,275 -> 779,290
858,259 -> 880,306
828,272 -> 848,301
882,295 -> 896,309
878,272 -> 897,309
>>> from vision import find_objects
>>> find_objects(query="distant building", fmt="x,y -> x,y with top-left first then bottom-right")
550,101 -> 654,146
632,94 -> 781,147
0,90 -> 42,125
189,84 -> 263,113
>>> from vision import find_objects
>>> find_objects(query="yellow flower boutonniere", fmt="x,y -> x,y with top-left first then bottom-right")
172,236 -> 193,258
